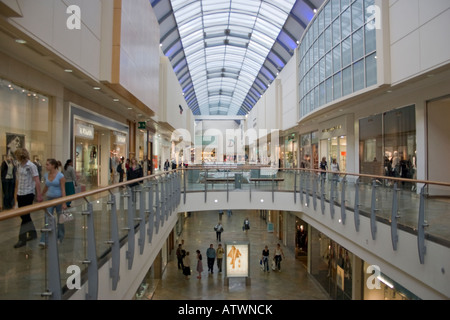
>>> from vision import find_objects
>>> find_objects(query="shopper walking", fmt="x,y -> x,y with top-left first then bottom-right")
274,243 -> 285,272
40,159 -> 67,247
13,148 -> 43,248
243,217 -> 250,232
176,243 -> 185,270
214,221 -> 224,242
196,250 -> 203,279
62,159 -> 77,208
261,245 -> 270,272
206,243 -> 216,274
216,243 -> 225,273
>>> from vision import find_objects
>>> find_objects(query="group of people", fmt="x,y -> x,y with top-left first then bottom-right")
176,240 -> 225,280
116,157 -> 144,186
8,147 -> 78,249
261,243 -> 286,273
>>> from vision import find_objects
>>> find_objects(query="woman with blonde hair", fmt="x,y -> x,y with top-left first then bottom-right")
39,159 -> 67,247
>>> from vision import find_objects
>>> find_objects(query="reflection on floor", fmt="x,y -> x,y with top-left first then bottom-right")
145,210 -> 330,300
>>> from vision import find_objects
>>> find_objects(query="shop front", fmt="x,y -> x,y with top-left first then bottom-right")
359,105 -> 417,189
71,104 -> 128,190
280,133 -> 298,169
0,78 -> 53,210
318,114 -> 354,174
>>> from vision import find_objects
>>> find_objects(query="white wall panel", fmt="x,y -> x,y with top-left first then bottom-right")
389,0 -> 450,84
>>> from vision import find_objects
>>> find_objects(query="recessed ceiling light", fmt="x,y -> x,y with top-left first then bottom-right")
15,39 -> 27,44
93,87 -> 101,90
64,69 -> 73,73
113,99 -> 119,102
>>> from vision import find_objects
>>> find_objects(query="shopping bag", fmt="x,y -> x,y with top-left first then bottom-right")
59,210 -> 74,224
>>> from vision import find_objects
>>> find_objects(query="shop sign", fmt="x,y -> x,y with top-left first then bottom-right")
138,122 -> 146,130
116,135 -> 126,144
75,123 -> 94,140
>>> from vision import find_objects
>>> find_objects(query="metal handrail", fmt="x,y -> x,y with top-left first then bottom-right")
0,171 -> 172,222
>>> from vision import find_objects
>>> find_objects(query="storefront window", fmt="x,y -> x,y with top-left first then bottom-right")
310,230 -> 353,300
300,131 -> 319,169
359,105 -> 416,188
0,78 -> 52,203
284,135 -> 298,168
73,110 -> 128,190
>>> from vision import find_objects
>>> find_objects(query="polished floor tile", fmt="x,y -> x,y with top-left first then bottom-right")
149,210 -> 330,300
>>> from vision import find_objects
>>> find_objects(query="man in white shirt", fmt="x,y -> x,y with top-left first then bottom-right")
13,148 -> 43,248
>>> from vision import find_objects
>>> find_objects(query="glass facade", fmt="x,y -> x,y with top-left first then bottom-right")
359,105 -> 416,189
298,0 -> 377,118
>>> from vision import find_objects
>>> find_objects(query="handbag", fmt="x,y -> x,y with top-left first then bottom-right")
59,210 -> 74,224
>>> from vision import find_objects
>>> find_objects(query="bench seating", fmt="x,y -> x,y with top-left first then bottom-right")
249,178 -> 284,185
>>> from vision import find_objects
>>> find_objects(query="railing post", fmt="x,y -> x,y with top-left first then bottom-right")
160,176 -> 166,227
138,185 -> 145,255
418,185 -> 428,264
125,186 -> 135,270
312,173 -> 318,211
227,172 -> 229,203
354,178 -> 360,232
294,170 -> 297,204
146,181 -> 154,244
299,171 -> 304,205
83,201 -> 98,300
330,174 -> 336,219
305,172 -> 310,207
154,179 -> 161,234
107,192 -> 120,291
183,169 -> 187,204
340,176 -> 347,225
320,174 -> 326,215
370,179 -> 378,241
204,169 -> 208,203
41,209 -> 62,300
272,174 -> 275,203
391,182 -> 399,251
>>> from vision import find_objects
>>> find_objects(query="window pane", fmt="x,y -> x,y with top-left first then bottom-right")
334,71 -> 342,99
332,18 -> 341,47
352,27 -> 364,62
342,36 -> 352,67
342,66 -> 352,96
341,8 -> 351,39
352,0 -> 364,31
366,52 -> 377,87
325,27 -> 332,52
353,59 -> 365,91
333,44 -> 341,73
326,77 -> 333,103
365,23 -> 376,54
326,52 -> 333,78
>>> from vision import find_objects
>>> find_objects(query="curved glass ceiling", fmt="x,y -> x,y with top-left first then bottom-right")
151,0 -> 324,116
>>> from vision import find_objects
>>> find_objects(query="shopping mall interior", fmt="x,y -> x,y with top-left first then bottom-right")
0,0 -> 449,302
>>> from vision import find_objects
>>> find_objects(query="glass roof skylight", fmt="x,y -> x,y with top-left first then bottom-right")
152,0 -> 324,116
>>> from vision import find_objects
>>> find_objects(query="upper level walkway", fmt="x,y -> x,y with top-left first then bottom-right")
0,167 -> 449,299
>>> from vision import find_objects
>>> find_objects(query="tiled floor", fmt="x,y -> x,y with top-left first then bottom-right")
149,209 -> 330,300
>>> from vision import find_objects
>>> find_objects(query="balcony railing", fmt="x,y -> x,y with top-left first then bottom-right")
0,166 -> 448,299
0,171 -> 181,300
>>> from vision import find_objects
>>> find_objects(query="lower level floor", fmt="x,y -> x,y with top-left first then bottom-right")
135,209 -> 421,301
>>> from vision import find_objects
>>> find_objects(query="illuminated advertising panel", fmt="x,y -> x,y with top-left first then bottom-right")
225,243 -> 249,278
